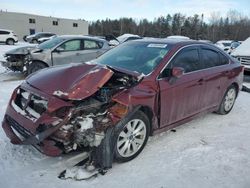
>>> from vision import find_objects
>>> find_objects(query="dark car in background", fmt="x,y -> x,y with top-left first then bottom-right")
25,32 -> 56,43
2,39 -> 243,170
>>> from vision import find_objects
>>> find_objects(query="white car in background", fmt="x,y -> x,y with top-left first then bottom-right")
166,35 -> 190,40
231,37 -> 250,72
215,40 -> 232,51
109,33 -> 142,46
0,29 -> 18,45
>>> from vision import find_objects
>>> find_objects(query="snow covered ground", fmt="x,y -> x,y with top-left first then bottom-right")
0,43 -> 250,188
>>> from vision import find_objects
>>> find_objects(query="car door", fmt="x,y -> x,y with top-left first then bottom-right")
52,39 -> 83,65
78,40 -> 104,63
158,46 -> 206,127
199,46 -> 231,110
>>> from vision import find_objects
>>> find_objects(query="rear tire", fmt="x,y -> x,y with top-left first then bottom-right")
27,61 -> 47,75
217,85 -> 237,115
6,38 -> 15,45
114,111 -> 150,162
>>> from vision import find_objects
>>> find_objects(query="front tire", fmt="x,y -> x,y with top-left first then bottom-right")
114,111 -> 150,162
27,61 -> 47,75
217,85 -> 237,115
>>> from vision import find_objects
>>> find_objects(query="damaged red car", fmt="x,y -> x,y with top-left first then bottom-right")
2,39 -> 244,170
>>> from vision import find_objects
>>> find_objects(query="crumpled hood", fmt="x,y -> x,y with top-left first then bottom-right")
26,63 -> 114,100
5,45 -> 37,55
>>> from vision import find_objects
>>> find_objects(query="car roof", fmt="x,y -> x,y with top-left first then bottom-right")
35,32 -> 55,35
216,40 -> 233,43
129,38 -> 227,54
57,35 -> 107,42
0,29 -> 13,32
132,38 -> 210,46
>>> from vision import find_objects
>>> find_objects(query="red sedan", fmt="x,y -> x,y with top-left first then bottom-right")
2,39 -> 244,170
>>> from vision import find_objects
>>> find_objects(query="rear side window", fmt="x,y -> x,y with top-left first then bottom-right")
84,40 -> 102,49
219,53 -> 229,65
171,48 -> 201,73
202,49 -> 219,68
0,31 -> 10,35
202,49 -> 228,68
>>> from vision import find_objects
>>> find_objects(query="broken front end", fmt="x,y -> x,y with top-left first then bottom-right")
2,64 -> 139,168
1,46 -> 36,72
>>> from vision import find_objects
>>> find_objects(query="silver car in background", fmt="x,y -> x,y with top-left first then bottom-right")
2,35 -> 110,75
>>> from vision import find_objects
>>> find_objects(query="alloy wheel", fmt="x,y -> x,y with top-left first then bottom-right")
117,119 -> 147,158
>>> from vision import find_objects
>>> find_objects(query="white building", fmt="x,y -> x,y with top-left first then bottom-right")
0,11 -> 88,40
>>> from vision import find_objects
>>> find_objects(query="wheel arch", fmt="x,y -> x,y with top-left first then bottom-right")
138,105 -> 154,136
31,60 -> 49,67
231,82 -> 240,97
6,38 -> 15,44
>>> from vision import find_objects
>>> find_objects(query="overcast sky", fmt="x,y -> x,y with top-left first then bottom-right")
0,0 -> 249,21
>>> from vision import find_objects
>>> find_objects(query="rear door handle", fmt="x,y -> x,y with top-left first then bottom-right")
198,78 -> 204,85
76,52 -> 80,56
225,70 -> 231,76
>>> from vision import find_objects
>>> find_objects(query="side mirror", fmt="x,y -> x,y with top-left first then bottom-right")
54,47 -> 64,53
172,67 -> 184,78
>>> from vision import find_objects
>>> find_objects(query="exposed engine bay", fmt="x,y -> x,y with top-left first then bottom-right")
49,72 -> 138,154
8,66 -> 139,170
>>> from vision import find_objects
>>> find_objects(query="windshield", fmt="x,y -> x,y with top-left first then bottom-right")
96,42 -> 171,75
38,37 -> 66,50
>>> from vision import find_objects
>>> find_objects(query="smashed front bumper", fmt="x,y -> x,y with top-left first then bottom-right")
1,60 -> 23,67
2,82 -> 73,156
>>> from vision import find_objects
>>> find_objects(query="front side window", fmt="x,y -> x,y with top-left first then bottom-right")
59,40 -> 81,51
96,42 -> 171,75
170,48 -> 200,73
